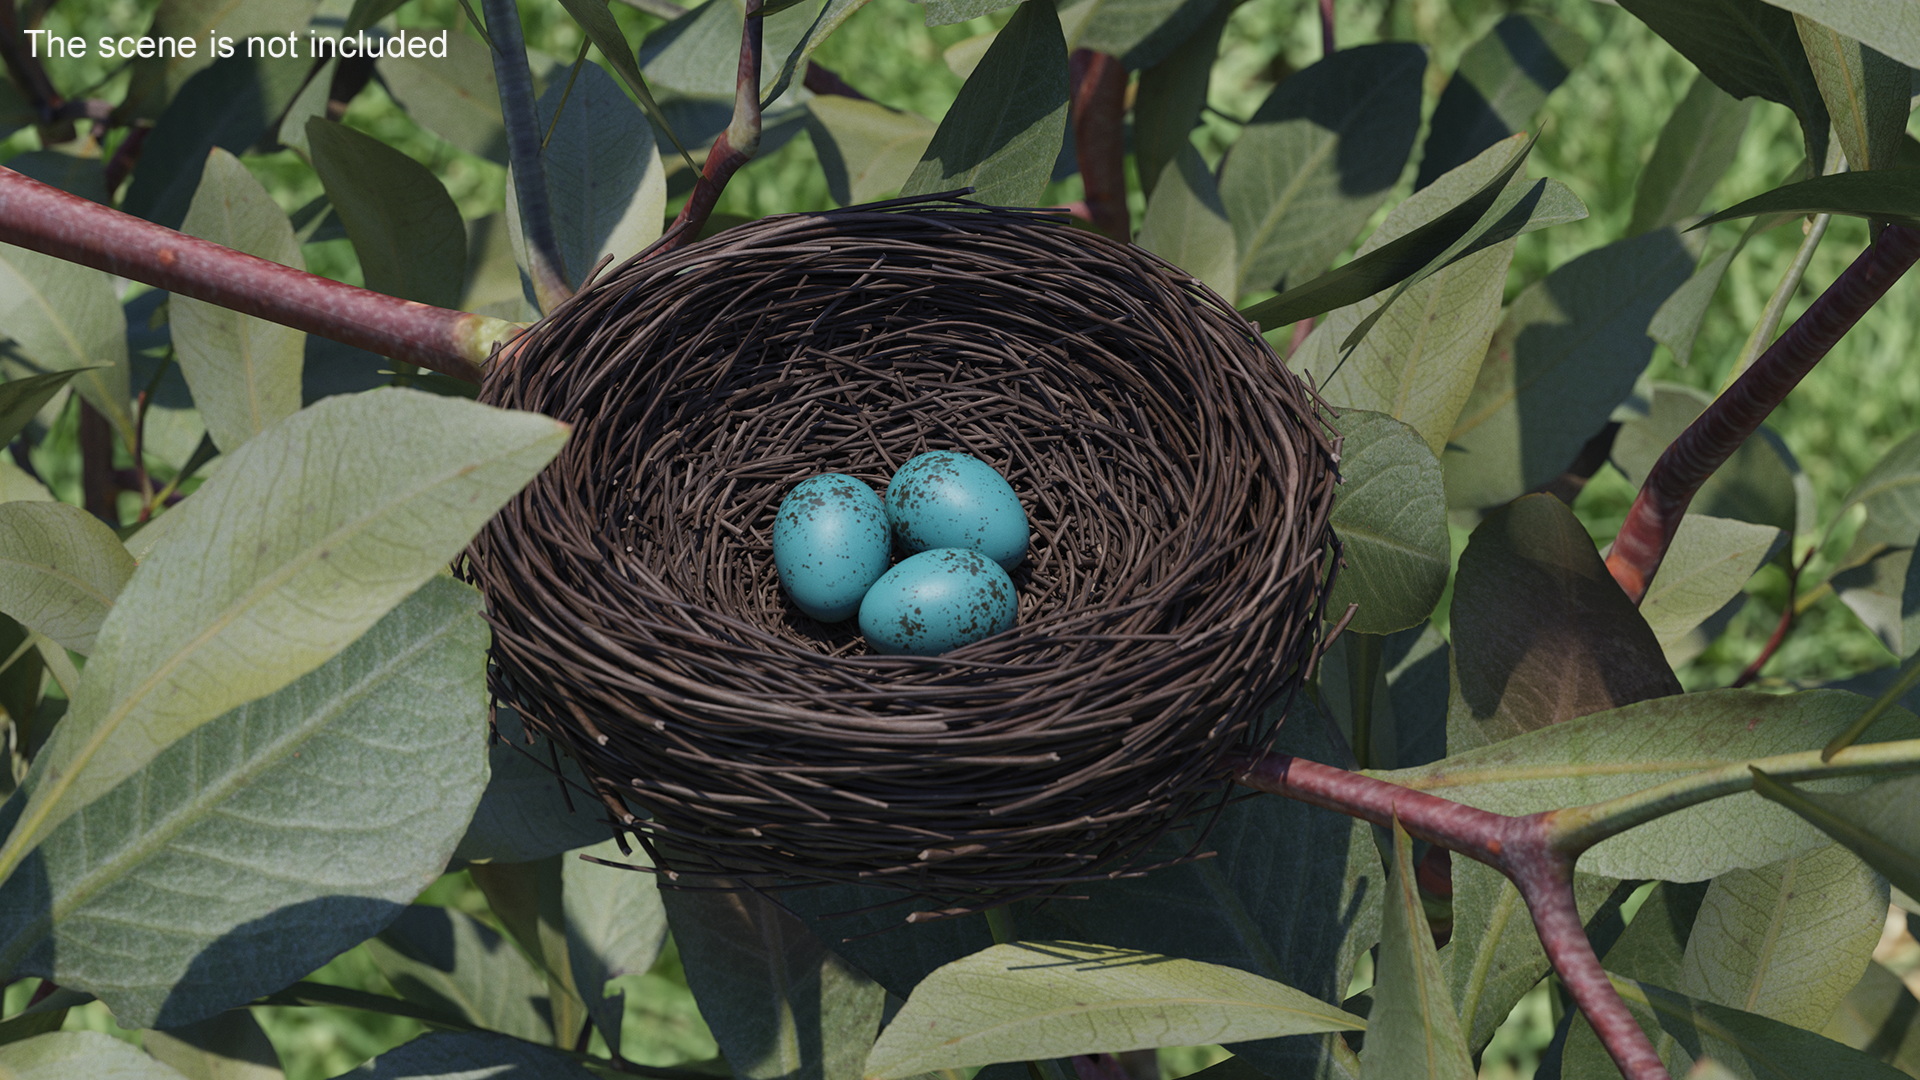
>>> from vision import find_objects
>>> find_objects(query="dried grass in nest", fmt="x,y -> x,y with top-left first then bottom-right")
463,195 -> 1341,912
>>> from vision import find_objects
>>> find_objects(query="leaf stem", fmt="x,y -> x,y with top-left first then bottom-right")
481,0 -> 572,310
1546,736 -> 1920,853
663,0 -> 762,249
1823,651 -> 1920,760
1068,49 -> 1128,241
1606,224 -> 1920,602
0,168 -> 507,383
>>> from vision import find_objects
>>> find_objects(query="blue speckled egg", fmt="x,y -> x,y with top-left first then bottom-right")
884,451 -> 1028,570
859,548 -> 1017,656
772,474 -> 891,622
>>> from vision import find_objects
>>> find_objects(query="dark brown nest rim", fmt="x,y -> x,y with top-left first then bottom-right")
465,195 -> 1341,908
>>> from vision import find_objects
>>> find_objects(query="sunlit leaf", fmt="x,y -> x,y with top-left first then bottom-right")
1381,689 -> 1919,881
379,32 -> 507,164
902,0 -> 1069,207
0,371 -> 82,451
763,0 -> 872,105
0,1031 -> 189,1079
1641,515 -> 1783,666
1324,411 -> 1449,636
1610,975 -> 1914,1079
0,243 -> 133,443
369,904 -> 555,1044
1796,16 -> 1908,173
0,390 -> 565,880
1220,43 -> 1424,297
807,96 -> 937,206
1751,771 -> 1920,903
0,501 -> 134,655
1837,431 -> 1920,556
1631,74 -> 1755,235
1359,825 -> 1473,1080
171,148 -> 305,454
0,578 -> 489,1028
1754,0 -> 1920,72
1699,171 -> 1920,232
1612,383 -> 1805,537
1137,146 -> 1236,299
1057,0 -> 1220,69
1821,961 -> 1920,1072
564,838 -> 667,1059
1834,547 -> 1913,657
865,941 -> 1365,1077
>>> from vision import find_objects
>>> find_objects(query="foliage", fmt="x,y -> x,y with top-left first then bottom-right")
1,0 -> 1920,1078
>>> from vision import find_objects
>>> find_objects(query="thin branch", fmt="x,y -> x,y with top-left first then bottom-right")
77,398 -> 116,524
1606,225 -> 1920,602
481,0 -> 572,310
1318,0 -> 1335,57
0,167 -> 509,383
663,0 -> 762,248
1732,543 -> 1815,688
1232,751 -> 1669,1080
1069,49 -> 1128,241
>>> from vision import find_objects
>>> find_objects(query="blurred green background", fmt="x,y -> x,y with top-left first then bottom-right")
4,0 -> 1919,1075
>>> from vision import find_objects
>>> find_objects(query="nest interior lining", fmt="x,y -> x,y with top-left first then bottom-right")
466,198 -> 1340,906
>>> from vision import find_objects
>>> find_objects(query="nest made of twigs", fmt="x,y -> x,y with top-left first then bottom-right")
464,196 -> 1341,910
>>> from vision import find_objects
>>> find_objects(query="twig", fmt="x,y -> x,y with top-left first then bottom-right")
1232,752 -> 1666,1080
0,168 -> 509,382
481,0 -> 572,309
77,399 -> 116,524
1318,0 -> 1335,57
1069,49 -> 1128,241
663,0 -> 763,248
1732,543 -> 1815,688
1606,225 -> 1920,602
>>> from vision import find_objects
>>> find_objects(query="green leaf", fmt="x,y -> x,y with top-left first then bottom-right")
344,0 -> 408,33
1613,0 -> 1830,166
1137,146 -> 1237,299
0,1031 -> 189,1079
121,57 -> 314,231
918,0 -> 1019,27
1220,43 -> 1425,297
350,1031 -> 599,1078
564,838 -> 667,1059
0,501 -> 135,655
1240,134 -> 1584,332
1699,171 -> 1920,232
1379,688 -> 1920,881
1131,0 -> 1230,200
1630,74 -> 1755,235
1609,975 -> 1915,1079
453,707 -> 610,864
1650,245 -> 1740,366
1446,495 -> 1681,748
1293,142 -> 1535,455
638,0 -> 820,99
1679,843 -> 1888,1030
1414,14 -> 1587,190
1641,515 -> 1783,667
0,371 -> 84,450
1324,411 -> 1449,636
122,0 -> 319,115
2,152 -> 109,205
763,0 -> 872,105
144,1010 -> 285,1080
379,32 -> 508,164
902,0 -> 1069,207
1360,825 -> 1474,1080
0,577 -> 490,1028
369,905 -> 556,1044
171,148 -> 305,454
1838,431 -> 1920,556
1835,547 -> 1913,657
1442,226 -> 1704,510
306,119 -> 467,309
465,858 -> 587,1047
0,242 -> 134,444
508,63 -> 667,288
1057,0 -> 1221,70
1612,383 -> 1805,537
1752,771 -> 1920,905
553,0 -> 689,166
807,96 -> 937,206
0,389 -> 565,882
1795,16 -> 1909,173
1754,0 -> 1920,72
1821,961 -> 1920,1071
1444,863 -> 1627,1053
1905,550 -> 1920,660
865,941 -> 1366,1077
663,886 -> 883,1080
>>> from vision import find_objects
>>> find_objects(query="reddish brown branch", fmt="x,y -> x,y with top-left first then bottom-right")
1318,0 -> 1335,56
1607,225 -> 1920,602
665,0 -> 762,249
1069,50 -> 1128,241
1232,752 -> 1665,1080
1733,544 -> 1814,688
77,398 -> 116,524
0,168 -> 500,383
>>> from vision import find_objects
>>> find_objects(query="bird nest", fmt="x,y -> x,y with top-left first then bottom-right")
464,196 -> 1341,911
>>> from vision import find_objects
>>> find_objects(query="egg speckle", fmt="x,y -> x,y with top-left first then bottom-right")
885,451 -> 1029,570
859,548 -> 1017,655
772,474 -> 891,622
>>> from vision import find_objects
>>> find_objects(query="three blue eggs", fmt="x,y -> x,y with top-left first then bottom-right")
770,452 -> 1028,655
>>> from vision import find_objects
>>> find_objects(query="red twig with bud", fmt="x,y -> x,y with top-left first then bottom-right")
1606,224 -> 1920,602
665,0 -> 763,249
